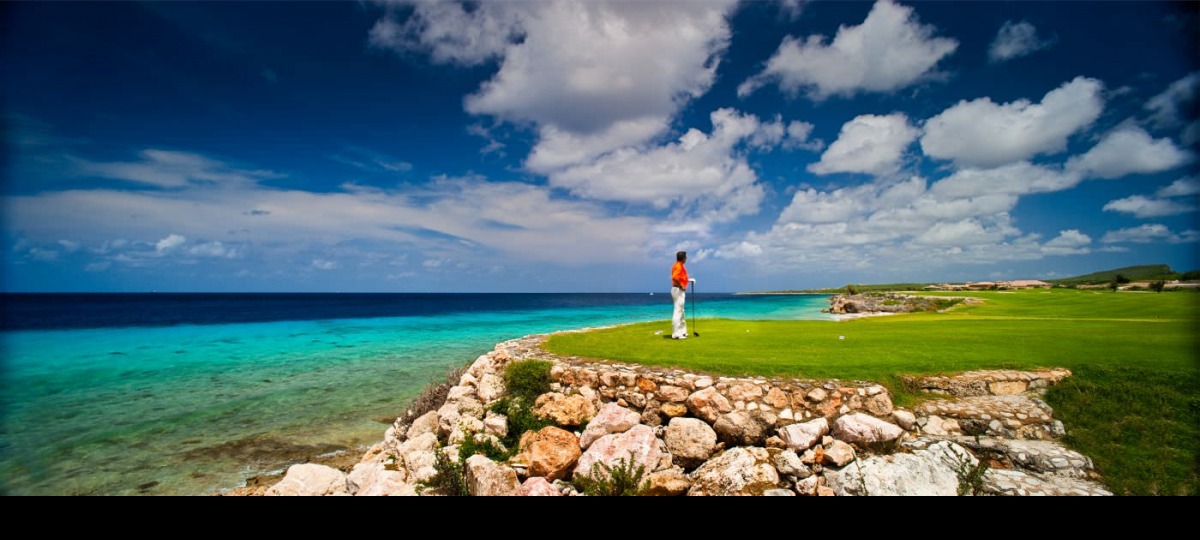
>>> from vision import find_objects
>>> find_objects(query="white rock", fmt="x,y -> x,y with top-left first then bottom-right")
464,455 -> 520,497
348,463 -> 415,496
769,449 -> 812,480
831,413 -> 904,444
483,412 -> 508,438
517,476 -> 562,496
406,410 -> 440,440
579,403 -> 642,449
892,410 -> 917,431
824,441 -> 975,496
663,417 -> 718,469
575,425 -> 662,480
476,373 -> 505,403
777,417 -> 829,451
687,447 -> 781,496
265,464 -> 351,496
685,387 -> 734,423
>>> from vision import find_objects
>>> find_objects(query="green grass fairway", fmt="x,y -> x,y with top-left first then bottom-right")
545,289 -> 1200,495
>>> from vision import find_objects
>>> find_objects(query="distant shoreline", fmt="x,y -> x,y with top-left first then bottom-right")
733,291 -> 833,296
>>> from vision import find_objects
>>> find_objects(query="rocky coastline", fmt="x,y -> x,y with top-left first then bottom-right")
250,331 -> 1111,496
825,293 -> 979,315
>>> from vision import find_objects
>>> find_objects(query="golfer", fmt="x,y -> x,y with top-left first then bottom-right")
671,251 -> 695,339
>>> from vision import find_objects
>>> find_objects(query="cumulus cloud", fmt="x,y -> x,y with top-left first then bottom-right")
988,21 -> 1054,63
1102,195 -> 1194,218
921,77 -> 1104,168
929,162 -> 1083,199
311,259 -> 338,270
188,241 -> 236,259
375,1 -> 735,147
1041,229 -> 1092,255
155,234 -> 186,253
808,113 -> 919,176
545,109 -> 805,223
738,0 -> 957,100
1066,125 -> 1192,179
1102,224 -> 1199,244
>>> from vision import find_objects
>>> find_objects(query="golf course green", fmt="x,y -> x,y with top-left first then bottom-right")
545,288 -> 1199,496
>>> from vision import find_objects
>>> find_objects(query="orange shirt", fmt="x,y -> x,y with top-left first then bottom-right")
672,261 -> 689,288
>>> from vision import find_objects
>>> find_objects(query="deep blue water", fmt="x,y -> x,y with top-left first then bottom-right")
0,293 -> 830,495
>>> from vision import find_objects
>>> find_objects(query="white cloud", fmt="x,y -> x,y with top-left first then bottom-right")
1066,125 -> 1192,179
1145,72 -> 1199,129
1158,177 -> 1200,198
312,259 -> 338,270
783,121 -> 825,151
779,0 -> 806,20
545,109 -> 801,223
155,234 -> 186,253
1041,229 -> 1092,255
6,152 -> 663,270
808,113 -> 919,176
920,77 -> 1104,168
1103,195 -> 1194,218
1102,224 -> 1199,244
988,21 -> 1053,63
368,1 -> 522,66
77,149 -> 282,189
738,0 -> 957,100
929,162 -> 1083,199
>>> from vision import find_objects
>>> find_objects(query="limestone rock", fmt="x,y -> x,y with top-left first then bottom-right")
765,387 -> 790,409
265,464 -> 352,496
663,417 -> 718,469
464,455 -> 520,497
763,488 -> 795,496
575,425 -> 662,480
660,403 -> 688,418
400,432 -> 438,483
806,388 -> 828,402
832,413 -> 904,445
348,463 -> 415,496
822,440 -> 856,467
892,410 -> 916,431
647,467 -> 691,496
920,415 -> 961,437
483,412 -> 508,438
436,402 -> 461,438
657,385 -> 690,403
768,448 -> 812,480
406,410 -> 440,441
686,387 -> 733,423
795,475 -> 819,496
448,415 -> 484,445
726,382 -> 763,402
713,411 -> 773,447
579,403 -> 641,449
517,476 -> 562,497
476,373 -> 506,403
824,441 -> 974,496
864,393 -> 894,416
534,392 -> 597,427
777,417 -> 829,452
519,426 -> 581,482
687,447 -> 781,496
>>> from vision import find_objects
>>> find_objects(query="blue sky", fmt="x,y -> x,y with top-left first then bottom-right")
3,0 -> 1198,292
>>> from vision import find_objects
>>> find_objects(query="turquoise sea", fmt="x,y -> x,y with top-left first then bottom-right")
0,293 -> 830,495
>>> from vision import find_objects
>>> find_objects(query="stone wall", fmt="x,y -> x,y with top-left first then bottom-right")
264,333 -> 1111,497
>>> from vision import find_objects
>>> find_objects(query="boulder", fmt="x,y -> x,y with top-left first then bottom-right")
579,403 -> 641,449
657,385 -> 690,403
446,385 -> 475,404
519,426 -> 581,482
777,417 -> 829,451
806,388 -> 828,402
575,425 -> 662,480
824,441 -> 975,496
476,373 -> 506,403
763,489 -> 795,496
713,411 -> 773,446
822,440 -> 856,467
517,476 -> 562,497
921,415 -> 961,437
400,432 -> 438,483
795,475 -> 819,496
864,393 -> 894,416
464,455 -> 520,497
646,467 -> 691,496
686,387 -> 733,423
348,463 -> 415,496
663,417 -> 718,469
534,392 -> 597,427
265,464 -> 352,496
765,387 -> 790,409
892,410 -> 917,431
406,410 -> 440,440
687,447 -> 781,496
726,382 -> 764,402
436,402 -> 461,438
832,413 -> 904,445
660,403 -> 688,418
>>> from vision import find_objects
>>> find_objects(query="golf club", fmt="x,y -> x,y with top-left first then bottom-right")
691,280 -> 699,337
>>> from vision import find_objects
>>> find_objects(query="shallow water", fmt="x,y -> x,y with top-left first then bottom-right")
0,293 -> 829,495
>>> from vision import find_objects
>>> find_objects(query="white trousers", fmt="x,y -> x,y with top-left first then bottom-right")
671,286 -> 688,339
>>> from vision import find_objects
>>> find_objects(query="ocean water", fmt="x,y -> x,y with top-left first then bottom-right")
0,293 -> 830,495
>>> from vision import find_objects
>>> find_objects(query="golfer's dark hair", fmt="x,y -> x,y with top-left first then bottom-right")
676,251 -> 687,262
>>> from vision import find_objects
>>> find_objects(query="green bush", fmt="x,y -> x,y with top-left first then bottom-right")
572,457 -> 649,496
458,432 -> 508,463
845,284 -> 861,295
1150,280 -> 1166,293
419,446 -> 470,496
504,360 -> 553,402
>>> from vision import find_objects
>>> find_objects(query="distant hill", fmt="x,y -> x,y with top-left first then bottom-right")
1048,264 -> 1177,285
